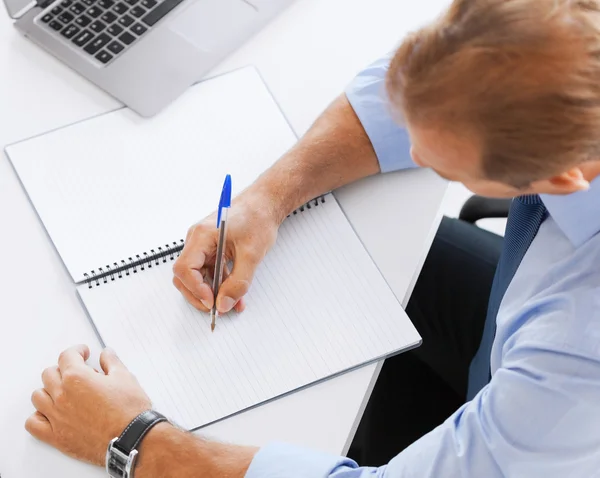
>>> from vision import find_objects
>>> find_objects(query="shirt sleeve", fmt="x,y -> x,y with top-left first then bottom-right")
345,53 -> 416,173
245,314 -> 600,478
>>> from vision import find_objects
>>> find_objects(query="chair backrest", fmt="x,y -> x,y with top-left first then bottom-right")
459,196 -> 511,224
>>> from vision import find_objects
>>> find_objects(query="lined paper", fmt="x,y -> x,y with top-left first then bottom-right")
6,67 -> 297,283
77,195 -> 421,430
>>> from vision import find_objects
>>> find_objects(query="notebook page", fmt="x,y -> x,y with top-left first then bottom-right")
6,67 -> 296,283
77,195 -> 421,430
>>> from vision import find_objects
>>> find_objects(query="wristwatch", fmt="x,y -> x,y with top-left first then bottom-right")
106,410 -> 168,478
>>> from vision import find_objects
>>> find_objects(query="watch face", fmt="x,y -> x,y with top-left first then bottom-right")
107,440 -> 130,478
107,440 -> 138,478
108,454 -> 129,478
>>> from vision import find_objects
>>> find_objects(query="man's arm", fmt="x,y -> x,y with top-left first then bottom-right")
255,53 -> 416,224
249,94 -> 382,225
245,308 -> 600,478
173,53 -> 415,314
27,303 -> 600,477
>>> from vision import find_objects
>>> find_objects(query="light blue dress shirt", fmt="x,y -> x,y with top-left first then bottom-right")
245,57 -> 600,477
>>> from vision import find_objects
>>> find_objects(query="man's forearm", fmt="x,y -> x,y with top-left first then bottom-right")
136,423 -> 257,478
247,94 -> 380,224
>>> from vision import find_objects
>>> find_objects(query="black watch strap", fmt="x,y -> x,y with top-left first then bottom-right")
107,410 -> 168,478
114,410 -> 167,454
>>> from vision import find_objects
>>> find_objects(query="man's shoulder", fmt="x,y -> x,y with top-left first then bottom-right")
509,278 -> 600,358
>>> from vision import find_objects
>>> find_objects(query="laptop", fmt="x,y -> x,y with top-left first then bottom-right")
4,0 -> 293,116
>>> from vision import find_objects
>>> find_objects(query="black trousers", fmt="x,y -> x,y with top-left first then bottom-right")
348,216 -> 504,466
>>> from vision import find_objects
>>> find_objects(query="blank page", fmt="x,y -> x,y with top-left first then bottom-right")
77,195 -> 421,430
6,67 -> 297,283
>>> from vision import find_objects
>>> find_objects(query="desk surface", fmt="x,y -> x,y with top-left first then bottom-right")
0,0 -> 449,475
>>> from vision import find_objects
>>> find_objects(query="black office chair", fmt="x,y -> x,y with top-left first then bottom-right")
458,195 -> 511,224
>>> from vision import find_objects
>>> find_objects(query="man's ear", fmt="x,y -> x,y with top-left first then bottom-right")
531,167 -> 590,195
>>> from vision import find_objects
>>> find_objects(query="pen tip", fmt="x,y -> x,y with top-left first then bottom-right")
211,323 -> 215,332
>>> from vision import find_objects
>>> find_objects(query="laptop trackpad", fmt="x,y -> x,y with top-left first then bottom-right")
168,0 -> 258,52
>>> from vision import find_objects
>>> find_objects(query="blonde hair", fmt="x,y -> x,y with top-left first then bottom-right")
386,0 -> 600,187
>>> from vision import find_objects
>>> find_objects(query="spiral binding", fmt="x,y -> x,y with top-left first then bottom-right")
83,196 -> 327,289
288,194 -> 327,217
84,240 -> 185,289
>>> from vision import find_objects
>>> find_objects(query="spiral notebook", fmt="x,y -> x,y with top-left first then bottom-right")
6,67 -> 421,430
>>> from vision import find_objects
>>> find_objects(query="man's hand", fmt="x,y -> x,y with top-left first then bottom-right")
26,345 -> 152,466
173,189 -> 281,315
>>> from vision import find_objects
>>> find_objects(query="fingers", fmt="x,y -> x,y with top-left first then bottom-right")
222,265 -> 245,313
173,276 -> 210,312
31,388 -> 53,416
99,347 -> 125,375
173,228 -> 215,308
234,297 -> 246,313
25,411 -> 53,444
57,344 -> 90,372
173,274 -> 245,313
41,366 -> 61,398
217,249 -> 261,314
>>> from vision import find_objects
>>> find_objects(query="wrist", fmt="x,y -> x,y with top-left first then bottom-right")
134,422 -> 180,477
239,177 -> 297,226
106,410 -> 169,478
134,422 -> 257,478
244,157 -> 322,225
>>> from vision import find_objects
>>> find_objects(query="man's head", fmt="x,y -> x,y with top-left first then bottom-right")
386,0 -> 600,197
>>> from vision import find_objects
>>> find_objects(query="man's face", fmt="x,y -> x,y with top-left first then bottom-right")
407,124 -> 526,198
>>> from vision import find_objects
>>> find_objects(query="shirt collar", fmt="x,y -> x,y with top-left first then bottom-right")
540,175 -> 600,248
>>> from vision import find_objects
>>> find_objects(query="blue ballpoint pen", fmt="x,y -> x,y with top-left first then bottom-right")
211,174 -> 232,332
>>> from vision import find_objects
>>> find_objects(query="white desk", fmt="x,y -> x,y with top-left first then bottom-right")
0,0 -> 449,475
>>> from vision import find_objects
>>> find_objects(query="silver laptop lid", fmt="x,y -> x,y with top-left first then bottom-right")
5,0 -> 37,19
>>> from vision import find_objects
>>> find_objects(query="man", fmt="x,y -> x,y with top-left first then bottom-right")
26,0 -> 600,476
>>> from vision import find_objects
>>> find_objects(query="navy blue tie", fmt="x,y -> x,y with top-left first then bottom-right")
467,195 -> 548,400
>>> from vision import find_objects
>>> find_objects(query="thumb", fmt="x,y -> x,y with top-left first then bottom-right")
99,347 -> 125,375
217,249 -> 261,314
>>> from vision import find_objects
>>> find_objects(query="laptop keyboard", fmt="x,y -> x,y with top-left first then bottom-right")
38,0 -> 184,65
